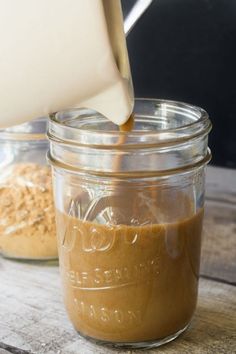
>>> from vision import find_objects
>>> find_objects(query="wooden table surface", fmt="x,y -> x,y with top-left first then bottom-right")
0,166 -> 235,354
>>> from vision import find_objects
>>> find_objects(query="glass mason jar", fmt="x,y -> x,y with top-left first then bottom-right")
0,118 -> 57,261
48,99 -> 212,349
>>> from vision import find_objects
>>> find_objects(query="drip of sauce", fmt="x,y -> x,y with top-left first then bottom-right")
112,114 -> 135,173
119,113 -> 135,132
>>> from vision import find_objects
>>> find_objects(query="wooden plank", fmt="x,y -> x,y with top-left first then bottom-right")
201,199 -> 236,284
0,258 -> 235,354
200,166 -> 236,284
206,166 -> 236,205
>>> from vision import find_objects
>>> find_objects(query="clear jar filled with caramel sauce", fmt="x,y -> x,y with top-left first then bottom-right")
48,99 -> 212,349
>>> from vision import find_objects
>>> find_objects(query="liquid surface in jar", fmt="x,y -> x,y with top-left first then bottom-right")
56,190 -> 203,343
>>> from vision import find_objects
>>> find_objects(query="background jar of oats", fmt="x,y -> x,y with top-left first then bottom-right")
0,118 -> 57,261
48,99 -> 212,349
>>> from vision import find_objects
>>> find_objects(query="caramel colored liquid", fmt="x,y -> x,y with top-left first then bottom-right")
112,114 -> 134,173
119,113 -> 134,132
56,192 -> 203,343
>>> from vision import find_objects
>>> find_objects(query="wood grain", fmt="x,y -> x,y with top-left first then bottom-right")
206,166 -> 236,206
0,343 -> 30,354
201,166 -> 236,284
201,199 -> 236,284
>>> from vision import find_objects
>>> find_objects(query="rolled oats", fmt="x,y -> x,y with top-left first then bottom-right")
0,163 -> 58,260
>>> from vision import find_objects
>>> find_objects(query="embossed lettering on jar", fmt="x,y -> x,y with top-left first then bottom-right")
48,99 -> 212,349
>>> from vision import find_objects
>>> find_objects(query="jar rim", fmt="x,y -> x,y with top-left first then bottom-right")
48,98 -> 212,148
48,98 -> 212,177
0,117 -> 47,141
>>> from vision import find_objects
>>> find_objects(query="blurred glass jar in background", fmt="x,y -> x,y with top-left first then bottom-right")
0,118 -> 57,261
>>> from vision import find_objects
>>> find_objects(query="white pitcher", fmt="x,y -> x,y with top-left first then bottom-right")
0,0 -> 152,127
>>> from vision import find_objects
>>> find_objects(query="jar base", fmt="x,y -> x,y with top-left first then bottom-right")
1,252 -> 58,264
77,324 -> 189,350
